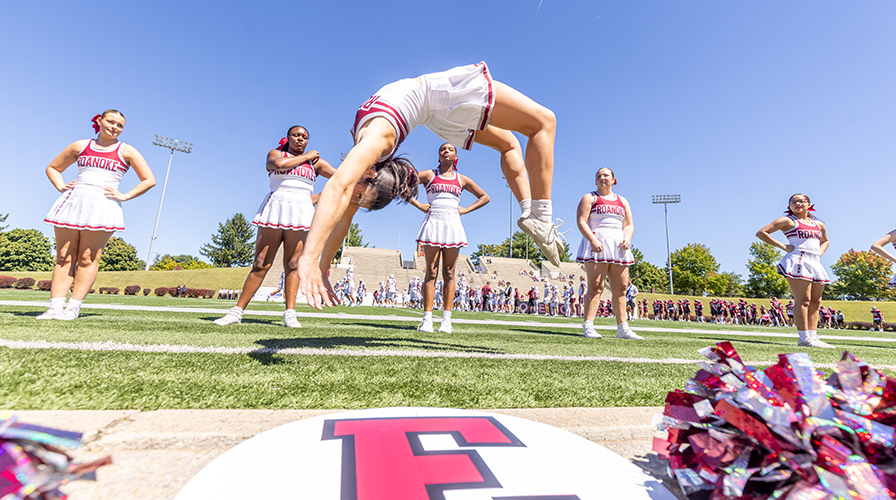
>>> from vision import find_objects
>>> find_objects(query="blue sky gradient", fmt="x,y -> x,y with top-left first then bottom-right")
2,1 -> 894,280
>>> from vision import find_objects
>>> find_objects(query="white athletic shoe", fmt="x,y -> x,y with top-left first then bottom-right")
583,324 -> 602,339
283,310 -> 301,328
214,307 -> 243,326
797,339 -> 834,348
36,308 -> 63,320
438,320 -> 453,334
55,308 -> 80,321
616,326 -> 644,340
417,320 -> 434,333
517,215 -> 566,267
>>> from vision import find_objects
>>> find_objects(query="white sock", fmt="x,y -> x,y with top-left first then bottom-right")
284,308 -> 295,314
584,321 -> 594,328
797,330 -> 808,342
531,200 -> 552,223
232,306 -> 244,315
808,330 -> 818,340
519,199 -> 532,217
423,311 -> 433,322
50,297 -> 65,310
442,311 -> 452,321
617,322 -> 629,332
66,299 -> 84,310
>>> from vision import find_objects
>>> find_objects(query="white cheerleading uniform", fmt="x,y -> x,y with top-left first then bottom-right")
44,140 -> 130,232
415,170 -> 467,248
351,62 -> 495,162
776,216 -> 830,283
576,192 -> 634,265
252,152 -> 316,231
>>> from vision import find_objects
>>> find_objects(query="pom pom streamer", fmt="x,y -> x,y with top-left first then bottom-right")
655,342 -> 896,500
0,413 -> 111,500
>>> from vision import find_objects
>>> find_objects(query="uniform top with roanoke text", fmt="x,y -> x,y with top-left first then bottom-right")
783,215 -> 823,255
587,192 -> 626,230
76,140 -> 130,189
269,151 -> 315,191
425,169 -> 463,211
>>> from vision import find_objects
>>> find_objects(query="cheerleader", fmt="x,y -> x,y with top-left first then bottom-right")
871,229 -> 896,288
756,193 -> 832,347
549,284 -> 559,316
410,143 -> 488,332
39,110 -> 155,320
299,62 -> 562,310
214,126 -> 335,327
576,168 -> 641,339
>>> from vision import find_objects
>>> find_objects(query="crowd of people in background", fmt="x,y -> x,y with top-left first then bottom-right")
642,297 -> 847,329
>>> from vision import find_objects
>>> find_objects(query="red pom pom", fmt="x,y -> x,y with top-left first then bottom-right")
656,342 -> 896,499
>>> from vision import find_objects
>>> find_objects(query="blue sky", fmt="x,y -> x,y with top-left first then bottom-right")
2,1 -> 894,280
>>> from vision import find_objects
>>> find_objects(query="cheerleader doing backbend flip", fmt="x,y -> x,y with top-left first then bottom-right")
299,62 -> 560,308
39,110 -> 155,320
575,168 -> 642,340
756,193 -> 833,348
410,143 -> 489,333
871,228 -> 896,289
214,126 -> 335,327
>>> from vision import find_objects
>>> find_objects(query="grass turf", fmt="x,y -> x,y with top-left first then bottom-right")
1,297 -> 895,410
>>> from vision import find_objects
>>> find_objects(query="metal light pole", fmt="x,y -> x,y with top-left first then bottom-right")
652,194 -> 681,294
146,135 -> 192,270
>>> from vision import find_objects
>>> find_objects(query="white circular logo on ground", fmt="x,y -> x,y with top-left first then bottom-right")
176,407 -> 674,499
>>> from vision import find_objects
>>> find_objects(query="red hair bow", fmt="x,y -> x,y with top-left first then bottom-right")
278,137 -> 288,147
91,114 -> 101,134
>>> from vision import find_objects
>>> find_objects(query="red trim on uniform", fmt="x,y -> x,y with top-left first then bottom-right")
590,192 -> 625,214
416,239 -> 467,248
82,140 -> 129,173
462,131 -> 475,151
371,101 -> 409,140
464,63 -> 495,151
576,257 -> 635,266
44,219 -> 121,232
252,221 -> 311,231
476,62 -> 494,132
775,263 -> 830,284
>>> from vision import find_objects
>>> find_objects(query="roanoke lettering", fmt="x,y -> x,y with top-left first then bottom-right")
78,155 -> 127,172
427,183 -> 462,197
272,164 -> 315,181
592,204 -> 625,216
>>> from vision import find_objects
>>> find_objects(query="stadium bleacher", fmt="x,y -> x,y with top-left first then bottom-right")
269,245 -> 611,304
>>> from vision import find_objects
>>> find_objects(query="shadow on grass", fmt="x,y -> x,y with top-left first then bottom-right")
248,328 -> 506,366
9,310 -> 103,319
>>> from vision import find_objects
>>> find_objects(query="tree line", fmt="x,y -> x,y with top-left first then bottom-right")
0,212 -> 369,272
1,211 -> 891,300
469,230 -> 895,301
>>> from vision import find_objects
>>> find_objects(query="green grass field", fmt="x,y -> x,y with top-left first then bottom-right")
2,291 -> 895,411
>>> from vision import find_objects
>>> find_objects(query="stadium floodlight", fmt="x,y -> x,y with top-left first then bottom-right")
145,135 -> 193,270
652,194 -> 681,294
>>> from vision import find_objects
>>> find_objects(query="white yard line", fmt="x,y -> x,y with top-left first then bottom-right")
1,338 -> 893,371
3,299 -> 894,343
